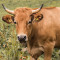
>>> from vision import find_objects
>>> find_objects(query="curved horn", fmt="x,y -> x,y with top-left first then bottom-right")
32,4 -> 44,14
2,4 -> 14,14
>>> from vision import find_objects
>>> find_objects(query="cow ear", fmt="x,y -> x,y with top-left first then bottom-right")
11,16 -> 14,22
2,15 -> 14,24
30,14 -> 34,21
35,14 -> 43,21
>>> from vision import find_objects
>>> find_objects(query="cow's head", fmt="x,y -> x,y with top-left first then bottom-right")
2,4 -> 43,46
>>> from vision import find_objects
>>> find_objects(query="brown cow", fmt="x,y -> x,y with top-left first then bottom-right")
2,4 -> 60,60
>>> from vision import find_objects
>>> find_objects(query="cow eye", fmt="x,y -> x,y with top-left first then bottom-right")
28,20 -> 32,24
14,22 -> 16,24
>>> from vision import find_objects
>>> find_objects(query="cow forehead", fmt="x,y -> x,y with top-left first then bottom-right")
14,7 -> 32,15
14,7 -> 32,22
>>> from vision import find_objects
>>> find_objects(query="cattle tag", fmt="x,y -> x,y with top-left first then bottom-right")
36,18 -> 39,21
8,19 -> 12,23
35,14 -> 43,21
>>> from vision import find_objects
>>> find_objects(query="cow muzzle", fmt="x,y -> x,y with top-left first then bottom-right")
17,34 -> 27,43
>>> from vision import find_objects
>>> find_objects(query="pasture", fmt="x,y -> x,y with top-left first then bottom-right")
0,0 -> 60,60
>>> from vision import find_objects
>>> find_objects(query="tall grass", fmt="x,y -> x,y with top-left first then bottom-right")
0,0 -> 60,60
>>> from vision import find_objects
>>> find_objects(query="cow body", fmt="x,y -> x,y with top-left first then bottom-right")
2,6 -> 60,60
26,7 -> 60,60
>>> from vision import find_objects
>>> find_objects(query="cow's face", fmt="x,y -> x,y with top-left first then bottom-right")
2,8 -> 34,44
14,8 -> 34,43
2,4 -> 43,46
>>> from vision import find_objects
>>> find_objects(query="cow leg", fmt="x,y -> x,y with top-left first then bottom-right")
44,41 -> 55,60
30,56 -> 37,60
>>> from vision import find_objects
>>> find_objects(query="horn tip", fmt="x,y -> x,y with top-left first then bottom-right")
2,4 -> 6,10
2,4 -> 4,7
40,4 -> 44,10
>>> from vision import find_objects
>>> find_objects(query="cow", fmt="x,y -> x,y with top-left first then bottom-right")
2,4 -> 60,60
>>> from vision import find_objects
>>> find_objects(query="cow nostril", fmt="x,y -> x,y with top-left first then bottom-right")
17,35 -> 27,43
18,36 -> 20,40
24,36 -> 26,40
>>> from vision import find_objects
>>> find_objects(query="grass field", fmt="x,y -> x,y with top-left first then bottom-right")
0,0 -> 60,60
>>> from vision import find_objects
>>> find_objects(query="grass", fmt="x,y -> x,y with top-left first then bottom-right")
0,0 -> 60,60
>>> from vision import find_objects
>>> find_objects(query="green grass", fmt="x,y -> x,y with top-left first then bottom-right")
0,0 -> 60,60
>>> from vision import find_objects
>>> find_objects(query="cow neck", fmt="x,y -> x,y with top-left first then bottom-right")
27,22 -> 39,48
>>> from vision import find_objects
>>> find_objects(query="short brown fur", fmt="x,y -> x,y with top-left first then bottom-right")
2,7 -> 60,60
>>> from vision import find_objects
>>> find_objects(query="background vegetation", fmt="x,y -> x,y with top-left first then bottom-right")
0,0 -> 60,60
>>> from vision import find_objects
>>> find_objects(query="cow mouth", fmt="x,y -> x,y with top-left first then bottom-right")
19,39 -> 26,43
19,39 -> 27,47
18,39 -> 27,52
21,42 -> 27,47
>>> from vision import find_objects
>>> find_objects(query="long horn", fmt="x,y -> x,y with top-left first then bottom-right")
32,4 -> 44,14
2,4 -> 14,14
